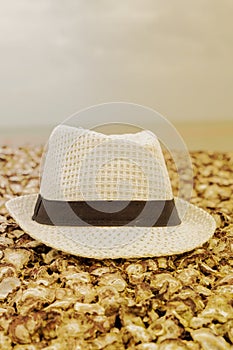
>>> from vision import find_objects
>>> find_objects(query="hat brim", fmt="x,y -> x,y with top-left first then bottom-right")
5,194 -> 216,259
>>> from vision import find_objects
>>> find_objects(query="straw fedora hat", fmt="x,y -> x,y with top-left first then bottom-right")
6,125 -> 216,259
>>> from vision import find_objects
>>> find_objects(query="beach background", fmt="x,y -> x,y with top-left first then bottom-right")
0,0 -> 232,150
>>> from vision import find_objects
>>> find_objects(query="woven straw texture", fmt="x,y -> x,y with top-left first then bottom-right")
40,125 -> 173,201
6,194 -> 216,259
5,125 -> 216,258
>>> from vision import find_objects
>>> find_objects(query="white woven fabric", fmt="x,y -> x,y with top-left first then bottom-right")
5,124 -> 216,258
40,125 -> 173,201
6,195 -> 216,258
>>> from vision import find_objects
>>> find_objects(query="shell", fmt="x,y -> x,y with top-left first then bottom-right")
97,272 -> 127,292
0,332 -> 13,350
0,264 -> 17,280
200,295 -> 233,323
97,285 -> 122,315
150,273 -> 182,297
148,316 -> 182,342
15,285 -> 56,314
125,263 -> 147,284
176,267 -> 199,285
191,328 -> 232,350
74,302 -> 105,315
0,277 -> 20,300
91,330 -> 122,350
1,146 -> 233,348
8,318 -> 31,344
125,324 -> 153,343
3,248 -> 31,271
134,344 -> 158,350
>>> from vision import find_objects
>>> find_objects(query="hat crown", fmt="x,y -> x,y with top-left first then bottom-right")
40,125 -> 173,201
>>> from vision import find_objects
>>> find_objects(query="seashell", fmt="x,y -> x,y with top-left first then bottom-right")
13,345 -> 37,350
21,286 -> 55,303
1,146 -> 233,348
55,318 -> 83,338
97,273 -> 126,292
45,299 -> 76,311
41,311 -> 61,340
135,282 -> 154,302
157,339 -> 190,349
13,234 -> 38,248
228,323 -> 233,344
71,283 -> 96,303
65,271 -> 91,284
9,321 -> 31,344
55,287 -> 74,300
200,295 -> 233,323
190,316 -> 209,329
11,229 -> 25,239
91,330 -> 122,349
61,268 -> 90,283
48,257 -> 69,273
119,306 -> 145,328
164,300 -> 194,328
145,259 -> 158,271
0,307 -> 7,315
90,266 -> 111,276
150,273 -> 182,296
74,302 -> 105,315
215,274 -> 233,286
157,257 -> 168,269
97,285 -> 120,301
195,285 -> 212,297
176,267 -> 199,285
198,261 -> 219,275
0,277 -> 20,300
125,262 -> 146,275
125,263 -> 146,284
134,343 -> 158,350
3,248 -> 31,270
215,284 -> 233,295
42,249 -> 61,264
125,324 -> 153,343
29,265 -> 58,287
97,285 -> 122,315
16,285 -> 56,314
148,316 -> 182,342
0,236 -> 13,247
0,332 -> 13,350
0,264 -> 16,281
191,328 -> 232,350
92,314 -> 112,332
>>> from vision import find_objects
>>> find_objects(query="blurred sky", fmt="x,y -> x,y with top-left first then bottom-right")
0,0 -> 233,127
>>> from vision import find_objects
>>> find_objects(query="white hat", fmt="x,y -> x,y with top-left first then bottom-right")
6,125 -> 216,259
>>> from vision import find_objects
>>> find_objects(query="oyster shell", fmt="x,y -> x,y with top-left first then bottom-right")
0,332 -> 13,350
124,324 -> 153,343
1,146 -> 233,348
3,248 -> 31,270
150,273 -> 182,297
191,328 -> 232,350
0,276 -> 20,300
74,302 -> 105,315
97,272 -> 127,292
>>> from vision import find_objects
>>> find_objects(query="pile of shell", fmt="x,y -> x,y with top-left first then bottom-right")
0,146 -> 232,349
